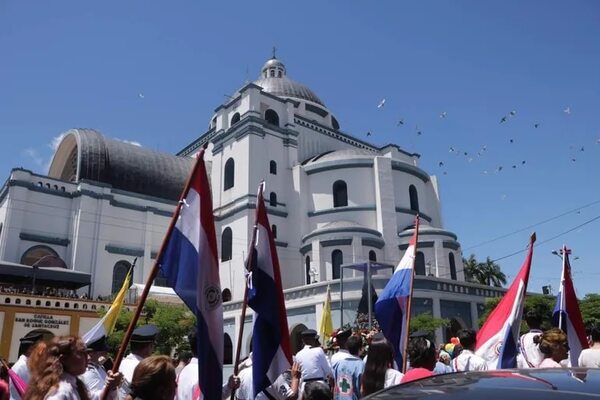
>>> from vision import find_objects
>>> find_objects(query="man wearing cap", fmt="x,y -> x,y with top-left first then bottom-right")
9,331 -> 48,400
119,325 -> 158,393
330,329 -> 352,366
80,336 -> 123,399
295,329 -> 333,388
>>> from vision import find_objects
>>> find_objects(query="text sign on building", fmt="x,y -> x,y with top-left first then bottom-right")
9,313 -> 71,362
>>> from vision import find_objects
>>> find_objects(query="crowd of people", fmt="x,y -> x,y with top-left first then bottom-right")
2,313 -> 600,400
0,285 -> 90,300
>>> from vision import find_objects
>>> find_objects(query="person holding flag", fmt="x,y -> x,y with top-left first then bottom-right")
475,233 -> 536,369
157,147 -> 224,400
552,246 -> 588,367
247,182 -> 293,399
374,215 -> 420,371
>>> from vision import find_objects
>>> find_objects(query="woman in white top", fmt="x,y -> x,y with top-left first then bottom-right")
361,335 -> 403,397
24,335 -> 91,400
536,328 -> 569,368
578,325 -> 600,368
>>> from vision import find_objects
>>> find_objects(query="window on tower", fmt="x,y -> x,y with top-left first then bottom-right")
221,227 -> 233,262
409,185 -> 419,212
332,250 -> 343,279
224,158 -> 235,190
270,160 -> 277,175
269,192 -> 277,207
265,109 -> 279,126
333,180 -> 348,207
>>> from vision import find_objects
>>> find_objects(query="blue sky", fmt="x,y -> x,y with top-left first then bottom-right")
1,1 -> 599,295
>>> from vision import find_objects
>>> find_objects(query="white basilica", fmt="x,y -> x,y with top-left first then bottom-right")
0,56 -> 506,359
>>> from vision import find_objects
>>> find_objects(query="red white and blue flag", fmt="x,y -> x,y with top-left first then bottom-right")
476,233 -> 536,370
374,215 -> 420,370
552,246 -> 588,367
248,182 -> 292,398
159,148 -> 223,400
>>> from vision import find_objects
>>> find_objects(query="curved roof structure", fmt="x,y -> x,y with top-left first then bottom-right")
48,129 -> 194,201
305,149 -> 378,164
253,57 -> 325,106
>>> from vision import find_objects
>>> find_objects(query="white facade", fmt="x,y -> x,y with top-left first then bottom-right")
0,57 -> 491,359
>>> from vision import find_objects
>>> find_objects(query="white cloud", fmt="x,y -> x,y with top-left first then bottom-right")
23,148 -> 45,167
116,138 -> 142,147
49,133 -> 67,151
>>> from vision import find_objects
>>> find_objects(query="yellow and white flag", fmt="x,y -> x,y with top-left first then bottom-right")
82,268 -> 132,345
319,285 -> 334,342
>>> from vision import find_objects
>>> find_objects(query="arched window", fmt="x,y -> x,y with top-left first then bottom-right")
224,158 -> 235,191
449,253 -> 457,281
409,185 -> 419,212
270,70 -> 275,77
224,333 -> 233,365
222,288 -> 232,302
305,256 -> 311,284
369,250 -> 377,262
415,251 -> 426,276
270,160 -> 277,175
231,112 -> 240,125
221,228 -> 232,262
21,245 -> 59,266
265,109 -> 279,126
332,250 -> 343,280
332,180 -> 348,208
269,192 -> 277,207
271,224 -> 277,239
331,116 -> 340,130
112,260 -> 131,294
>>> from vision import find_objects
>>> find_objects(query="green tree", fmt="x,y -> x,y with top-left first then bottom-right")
580,294 -> 600,327
478,294 -> 555,334
101,299 -> 196,357
463,255 -> 506,287
409,312 -> 449,335
463,254 -> 482,284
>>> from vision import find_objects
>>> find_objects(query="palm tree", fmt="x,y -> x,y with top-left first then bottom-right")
479,257 -> 507,287
463,254 -> 482,284
462,254 -> 507,287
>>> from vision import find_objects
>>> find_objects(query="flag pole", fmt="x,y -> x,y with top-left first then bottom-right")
401,214 -> 420,373
559,245 -> 567,331
230,181 -> 264,400
100,147 -> 207,400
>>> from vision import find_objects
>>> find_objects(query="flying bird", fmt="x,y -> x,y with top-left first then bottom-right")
415,125 -> 422,135
440,112 -> 447,118
512,165 -> 517,169
509,139 -> 514,143
496,166 -> 504,172
522,160 -> 526,165
377,99 -> 386,108
564,106 -> 571,115
397,119 -> 404,126
438,161 -> 444,167
138,93 -> 145,99
449,146 -> 455,153
500,116 -> 508,124
534,123 -> 540,128
509,110 -> 517,116
366,131 -> 372,137
571,158 -> 577,162
580,146 -> 585,152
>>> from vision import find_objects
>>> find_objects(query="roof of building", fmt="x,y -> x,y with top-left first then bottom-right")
253,57 -> 325,106
48,129 -> 194,201
305,148 -> 379,164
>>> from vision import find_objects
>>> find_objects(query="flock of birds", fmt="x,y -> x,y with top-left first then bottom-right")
371,98 -> 599,181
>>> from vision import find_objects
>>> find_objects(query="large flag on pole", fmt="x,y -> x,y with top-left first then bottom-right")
374,216 -> 420,369
248,182 -> 292,399
319,285 -> 334,342
552,246 -> 588,367
159,148 -> 223,400
476,233 -> 536,370
82,266 -> 132,345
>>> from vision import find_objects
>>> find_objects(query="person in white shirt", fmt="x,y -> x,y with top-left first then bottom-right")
295,329 -> 333,395
517,311 -> 544,368
330,329 -> 352,366
119,324 -> 158,398
9,331 -> 48,400
453,329 -> 487,372
579,325 -> 600,368
176,331 -> 240,400
80,336 -> 122,400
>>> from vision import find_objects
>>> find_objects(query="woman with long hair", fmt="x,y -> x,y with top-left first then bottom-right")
126,355 -> 176,400
579,324 -> 600,368
361,336 -> 403,396
24,336 -> 90,400
536,328 -> 569,368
